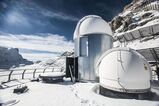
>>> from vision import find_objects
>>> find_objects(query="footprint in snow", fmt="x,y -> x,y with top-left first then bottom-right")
81,99 -> 89,104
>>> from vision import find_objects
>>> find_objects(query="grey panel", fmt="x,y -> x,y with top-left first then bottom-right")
118,36 -> 125,42
124,33 -> 133,41
89,35 -> 102,80
76,34 -> 113,81
74,38 -> 80,57
152,24 -> 159,34
140,26 -> 152,37
137,47 -> 159,62
137,49 -> 155,62
131,30 -> 140,39
155,48 -> 159,56
115,23 -> 159,43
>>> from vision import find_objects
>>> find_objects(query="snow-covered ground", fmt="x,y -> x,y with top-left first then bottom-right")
113,35 -> 159,50
0,79 -> 159,106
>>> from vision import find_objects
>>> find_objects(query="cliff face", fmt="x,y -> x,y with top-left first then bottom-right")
123,0 -> 151,12
110,0 -> 159,35
0,47 -> 22,62
0,46 -> 33,69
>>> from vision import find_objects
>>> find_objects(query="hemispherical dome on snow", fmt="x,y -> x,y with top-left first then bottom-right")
97,47 -> 152,93
74,15 -> 113,39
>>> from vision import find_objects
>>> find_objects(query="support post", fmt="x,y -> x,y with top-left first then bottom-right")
22,69 -> 26,79
43,68 -> 46,73
8,70 -> 14,82
69,66 -> 75,83
33,69 -> 37,78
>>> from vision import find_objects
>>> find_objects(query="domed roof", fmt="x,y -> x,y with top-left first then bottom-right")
74,15 -> 113,39
97,47 -> 152,93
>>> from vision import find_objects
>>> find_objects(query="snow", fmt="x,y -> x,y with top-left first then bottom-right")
126,37 -> 159,50
0,1 -> 159,106
0,80 -> 81,106
148,1 -> 159,6
119,10 -> 132,17
114,8 -> 159,37
113,8 -> 159,57
132,10 -> 159,20
0,79 -> 159,106
114,35 -> 159,50
115,21 -> 159,38
13,64 -> 44,70
0,47 -> 159,105
39,72 -> 65,77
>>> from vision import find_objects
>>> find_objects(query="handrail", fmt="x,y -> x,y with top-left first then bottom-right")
8,67 -> 62,71
0,67 -> 64,82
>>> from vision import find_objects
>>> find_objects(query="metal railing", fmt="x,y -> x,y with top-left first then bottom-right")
0,67 -> 64,83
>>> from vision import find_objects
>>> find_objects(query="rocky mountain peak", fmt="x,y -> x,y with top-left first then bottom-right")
110,0 -> 159,34
0,46 -> 33,69
123,0 -> 154,12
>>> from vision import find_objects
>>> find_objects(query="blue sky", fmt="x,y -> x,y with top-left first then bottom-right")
0,0 -> 132,61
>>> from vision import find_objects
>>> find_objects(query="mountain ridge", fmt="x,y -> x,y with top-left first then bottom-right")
110,0 -> 159,35
0,46 -> 33,69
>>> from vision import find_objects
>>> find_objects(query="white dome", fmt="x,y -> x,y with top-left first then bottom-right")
74,15 -> 113,39
97,47 -> 152,93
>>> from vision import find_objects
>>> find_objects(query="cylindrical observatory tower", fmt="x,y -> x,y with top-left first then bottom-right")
74,15 -> 113,81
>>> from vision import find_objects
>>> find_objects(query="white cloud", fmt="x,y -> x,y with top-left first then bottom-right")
40,9 -> 79,22
25,1 -> 79,22
6,11 -> 31,27
0,33 -> 74,61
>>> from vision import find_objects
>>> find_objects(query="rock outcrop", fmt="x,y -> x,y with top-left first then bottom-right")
110,0 -> 159,34
0,46 -> 33,69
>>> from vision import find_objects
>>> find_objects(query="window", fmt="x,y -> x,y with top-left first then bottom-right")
80,36 -> 88,56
